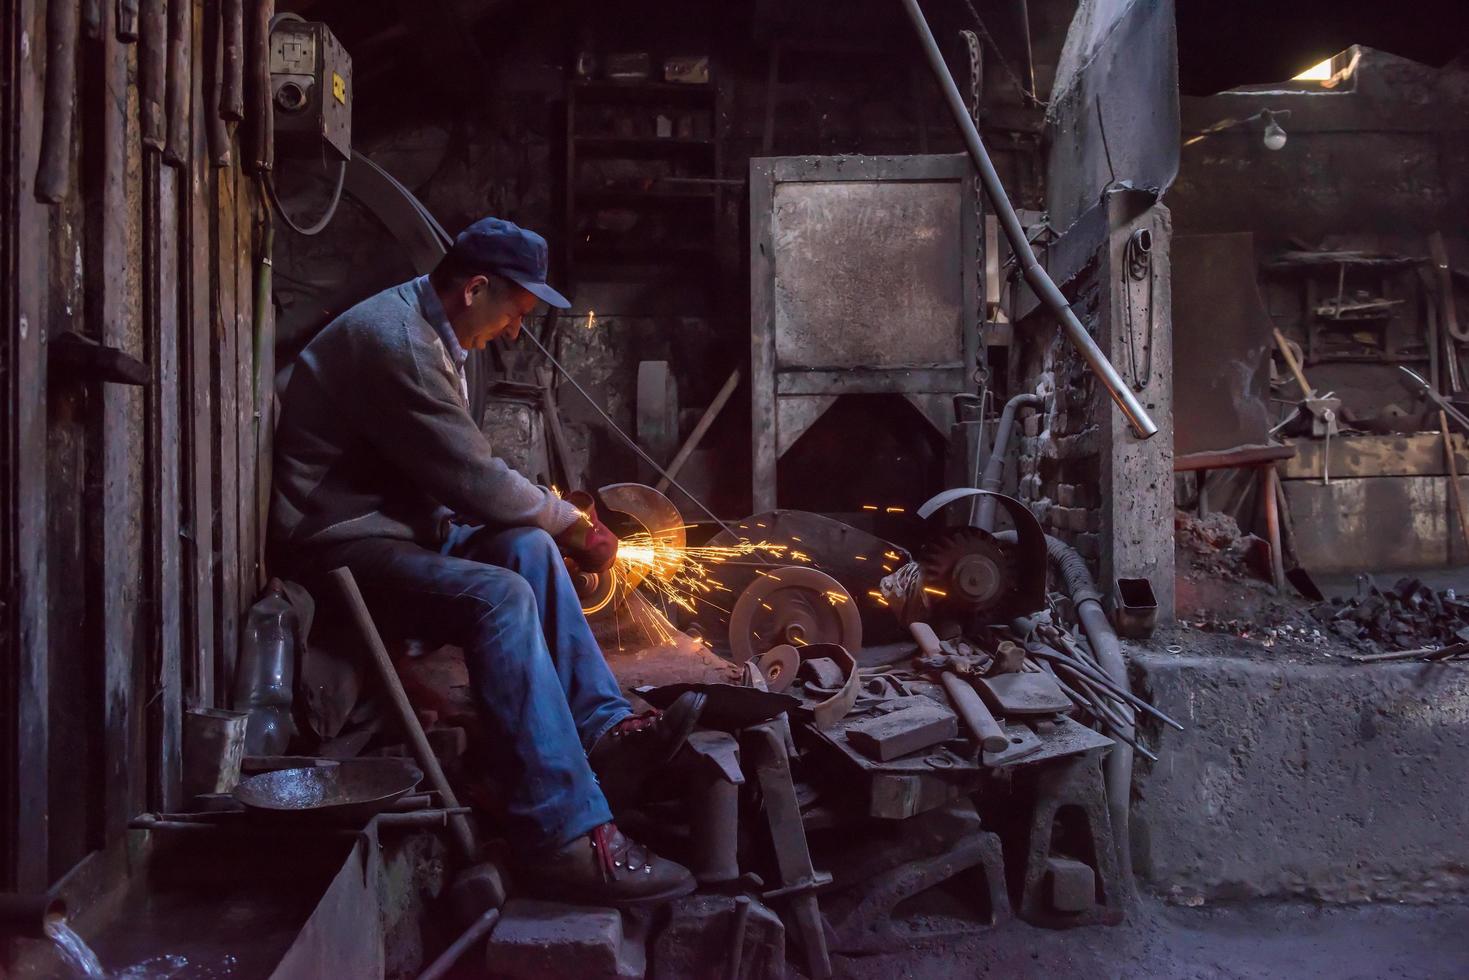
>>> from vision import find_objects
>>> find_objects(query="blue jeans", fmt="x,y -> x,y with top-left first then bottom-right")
314,525 -> 631,848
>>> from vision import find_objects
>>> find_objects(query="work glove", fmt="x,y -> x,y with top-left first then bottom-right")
557,491 -> 619,574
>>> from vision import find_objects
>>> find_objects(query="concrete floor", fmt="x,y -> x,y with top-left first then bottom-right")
833,898 -> 1469,979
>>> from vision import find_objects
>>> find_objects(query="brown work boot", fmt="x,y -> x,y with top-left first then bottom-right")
589,691 -> 705,809
522,822 -> 696,908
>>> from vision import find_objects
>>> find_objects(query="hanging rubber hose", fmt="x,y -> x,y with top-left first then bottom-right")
263,159 -> 347,237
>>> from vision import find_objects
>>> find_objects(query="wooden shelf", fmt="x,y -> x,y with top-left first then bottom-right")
571,80 -> 714,103
574,136 -> 714,149
573,243 -> 716,263
577,187 -> 716,205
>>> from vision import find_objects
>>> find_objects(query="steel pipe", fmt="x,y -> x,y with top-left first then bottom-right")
975,392 -> 1043,529
416,908 -> 501,980
898,0 -> 1159,440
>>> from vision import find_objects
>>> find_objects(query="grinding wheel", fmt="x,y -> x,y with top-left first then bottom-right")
727,566 -> 862,664
751,643 -> 801,693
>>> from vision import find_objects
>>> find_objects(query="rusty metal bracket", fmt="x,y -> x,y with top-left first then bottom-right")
744,722 -> 832,978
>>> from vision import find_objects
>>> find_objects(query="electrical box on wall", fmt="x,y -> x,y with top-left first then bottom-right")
270,19 -> 352,160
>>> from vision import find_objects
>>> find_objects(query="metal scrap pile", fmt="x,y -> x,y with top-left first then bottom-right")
611,488 -> 1183,974
1311,575 -> 1469,651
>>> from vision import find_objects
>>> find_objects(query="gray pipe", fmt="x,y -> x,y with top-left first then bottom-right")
974,393 -> 1043,530
1042,535 -> 1136,887
898,0 -> 1159,441
996,528 -> 1136,882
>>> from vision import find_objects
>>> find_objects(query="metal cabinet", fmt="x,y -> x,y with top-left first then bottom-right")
749,154 -> 979,511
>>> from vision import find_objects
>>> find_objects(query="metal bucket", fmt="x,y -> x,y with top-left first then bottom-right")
183,708 -> 249,797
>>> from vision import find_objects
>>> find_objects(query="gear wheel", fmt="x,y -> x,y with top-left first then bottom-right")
727,566 -> 862,664
920,527 -> 1017,614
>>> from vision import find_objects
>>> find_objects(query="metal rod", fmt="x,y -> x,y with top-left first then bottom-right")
657,369 -> 741,495
1028,645 -> 1184,730
416,908 -> 501,980
519,328 -> 740,539
899,0 -> 1158,441
376,808 -> 473,827
1049,669 -> 1157,761
329,568 -> 479,862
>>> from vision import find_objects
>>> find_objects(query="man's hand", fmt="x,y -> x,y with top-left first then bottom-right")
557,491 -> 619,574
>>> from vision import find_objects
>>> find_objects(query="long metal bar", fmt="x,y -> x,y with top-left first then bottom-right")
519,328 -> 741,540
329,568 -> 479,862
899,0 -> 1158,440
416,908 -> 501,980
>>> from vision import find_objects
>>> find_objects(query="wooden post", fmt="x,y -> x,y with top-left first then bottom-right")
1441,409 -> 1469,564
94,5 -> 149,842
5,0 -> 55,892
183,0 -> 218,706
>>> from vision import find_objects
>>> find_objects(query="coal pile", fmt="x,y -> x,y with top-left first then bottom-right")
1310,576 -> 1469,651
1175,511 -> 1271,582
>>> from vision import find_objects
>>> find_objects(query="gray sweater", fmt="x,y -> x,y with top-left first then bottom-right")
269,278 -> 580,561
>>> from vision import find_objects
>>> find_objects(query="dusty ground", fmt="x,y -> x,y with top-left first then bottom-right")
832,898 -> 1469,979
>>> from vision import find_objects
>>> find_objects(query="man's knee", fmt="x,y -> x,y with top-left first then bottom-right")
501,527 -> 560,566
463,571 -> 538,631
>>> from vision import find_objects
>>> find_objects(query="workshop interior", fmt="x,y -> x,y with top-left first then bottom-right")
3,0 -> 1469,977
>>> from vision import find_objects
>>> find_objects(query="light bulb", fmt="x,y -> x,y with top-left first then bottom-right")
1262,114 -> 1287,151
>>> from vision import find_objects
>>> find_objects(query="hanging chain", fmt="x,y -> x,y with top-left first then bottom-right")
964,29 -> 990,402
961,0 -> 1044,108
1121,228 -> 1155,392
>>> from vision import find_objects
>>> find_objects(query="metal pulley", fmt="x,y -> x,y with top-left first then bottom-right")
920,526 -> 1017,614
726,566 -> 862,664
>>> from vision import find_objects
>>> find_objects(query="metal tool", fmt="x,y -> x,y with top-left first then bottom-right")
909,622 -> 1008,753
751,644 -> 800,693
568,482 -> 685,620
745,722 -> 832,978
726,895 -> 752,980
329,567 -> 478,862
728,566 -> 861,664
898,0 -> 1158,441
1402,366 -> 1469,432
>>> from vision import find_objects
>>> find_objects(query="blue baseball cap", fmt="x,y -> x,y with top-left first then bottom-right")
450,217 -> 571,309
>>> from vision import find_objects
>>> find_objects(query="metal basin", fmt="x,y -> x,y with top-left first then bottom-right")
233,757 -> 422,824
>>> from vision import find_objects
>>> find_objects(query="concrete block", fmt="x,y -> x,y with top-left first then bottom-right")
487,899 -> 645,979
845,698 -> 957,761
1054,430 -> 1100,460
1055,483 -> 1088,508
651,894 -> 784,980
449,861 -> 508,927
1049,506 -> 1091,532
1046,856 -> 1097,913
1073,532 -> 1101,559
1022,413 -> 1043,437
1132,651 -> 1469,904
1028,499 -> 1052,525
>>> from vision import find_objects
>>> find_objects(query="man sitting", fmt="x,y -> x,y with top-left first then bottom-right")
269,216 -> 695,906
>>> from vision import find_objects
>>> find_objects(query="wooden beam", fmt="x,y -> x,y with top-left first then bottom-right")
182,0 -> 216,708
214,161 -> 241,697
235,166 -> 257,606
144,148 -> 184,812
92,6 -> 148,845
3,0 -> 54,892
1279,432 -> 1469,481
